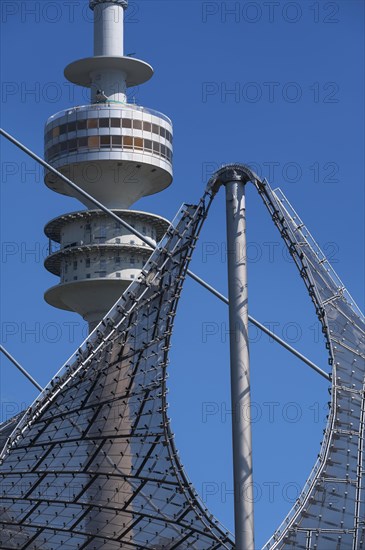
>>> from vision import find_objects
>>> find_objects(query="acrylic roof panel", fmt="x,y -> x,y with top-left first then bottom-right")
0,196 -> 233,549
259,183 -> 365,550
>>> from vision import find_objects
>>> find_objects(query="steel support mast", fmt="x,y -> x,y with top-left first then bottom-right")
210,165 -> 255,550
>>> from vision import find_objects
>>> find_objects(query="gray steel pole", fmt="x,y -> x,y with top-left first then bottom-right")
225,179 -> 254,550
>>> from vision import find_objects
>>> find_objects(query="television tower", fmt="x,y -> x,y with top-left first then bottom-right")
43,0 -> 173,331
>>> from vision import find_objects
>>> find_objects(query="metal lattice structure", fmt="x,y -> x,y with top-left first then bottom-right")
0,172 -> 364,549
0,415 -> 24,457
0,194 -> 234,549
255,181 -> 365,549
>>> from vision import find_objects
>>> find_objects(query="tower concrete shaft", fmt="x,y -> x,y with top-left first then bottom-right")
93,1 -> 126,56
44,0 -> 173,332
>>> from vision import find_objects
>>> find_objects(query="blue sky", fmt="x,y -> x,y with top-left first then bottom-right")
1,0 -> 364,547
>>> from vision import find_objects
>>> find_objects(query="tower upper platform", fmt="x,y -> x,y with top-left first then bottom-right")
44,103 -> 173,208
63,0 -> 153,103
64,56 -> 153,91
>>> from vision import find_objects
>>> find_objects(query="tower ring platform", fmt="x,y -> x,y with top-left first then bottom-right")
64,56 -> 154,88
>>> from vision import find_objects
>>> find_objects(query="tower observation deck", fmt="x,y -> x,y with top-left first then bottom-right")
44,0 -> 173,331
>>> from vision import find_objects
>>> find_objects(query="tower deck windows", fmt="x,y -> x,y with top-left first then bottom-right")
99,118 -> 110,128
44,106 -> 173,185
100,136 -> 111,148
134,137 -> 143,150
88,136 -> 100,148
78,137 -> 88,149
87,118 -> 98,129
46,120 -> 173,144
123,136 -> 133,148
112,135 -> 122,146
69,139 -> 77,152
46,137 -> 173,162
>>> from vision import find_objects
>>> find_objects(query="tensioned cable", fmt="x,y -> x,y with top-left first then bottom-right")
0,345 -> 43,391
0,128 -> 330,381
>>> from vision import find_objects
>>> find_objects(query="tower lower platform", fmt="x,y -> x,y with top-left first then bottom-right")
44,209 -> 169,331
